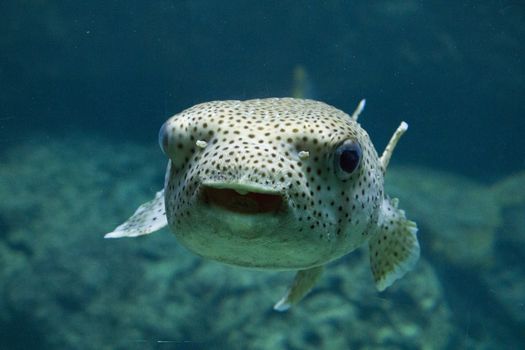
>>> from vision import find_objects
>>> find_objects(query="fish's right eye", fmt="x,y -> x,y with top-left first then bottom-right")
158,121 -> 169,155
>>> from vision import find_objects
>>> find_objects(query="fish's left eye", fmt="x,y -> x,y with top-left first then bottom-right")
158,121 -> 169,155
334,140 -> 362,179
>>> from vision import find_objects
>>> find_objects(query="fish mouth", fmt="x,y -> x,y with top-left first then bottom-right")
201,183 -> 284,214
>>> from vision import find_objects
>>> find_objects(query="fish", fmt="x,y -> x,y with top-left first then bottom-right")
105,98 -> 420,311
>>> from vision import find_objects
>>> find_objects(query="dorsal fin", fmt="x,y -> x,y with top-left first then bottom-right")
351,99 -> 366,121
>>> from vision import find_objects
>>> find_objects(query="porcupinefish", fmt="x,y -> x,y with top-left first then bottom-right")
105,98 -> 420,311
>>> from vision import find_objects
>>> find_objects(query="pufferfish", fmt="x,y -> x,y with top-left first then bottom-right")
105,98 -> 420,311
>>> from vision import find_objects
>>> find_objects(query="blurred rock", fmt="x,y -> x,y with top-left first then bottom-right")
481,171 -> 525,327
491,171 -> 525,246
387,167 -> 501,268
388,166 -> 525,346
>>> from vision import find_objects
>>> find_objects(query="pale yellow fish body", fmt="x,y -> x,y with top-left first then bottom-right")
106,98 -> 419,311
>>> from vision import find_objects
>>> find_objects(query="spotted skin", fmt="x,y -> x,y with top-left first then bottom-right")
106,98 -> 420,310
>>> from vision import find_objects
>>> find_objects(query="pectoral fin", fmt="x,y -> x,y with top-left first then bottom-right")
369,198 -> 419,291
273,265 -> 324,311
105,190 -> 167,238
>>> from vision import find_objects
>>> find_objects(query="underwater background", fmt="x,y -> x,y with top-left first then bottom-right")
1,1 -> 524,349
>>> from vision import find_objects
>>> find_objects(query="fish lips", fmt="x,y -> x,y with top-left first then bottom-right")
200,181 -> 286,215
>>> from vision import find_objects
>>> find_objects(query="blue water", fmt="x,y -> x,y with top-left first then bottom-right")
1,1 -> 524,349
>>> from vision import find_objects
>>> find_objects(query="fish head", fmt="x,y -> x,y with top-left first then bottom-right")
158,98 -> 384,269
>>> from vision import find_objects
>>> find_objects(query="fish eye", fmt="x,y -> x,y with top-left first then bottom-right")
334,140 -> 362,179
158,121 -> 169,155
